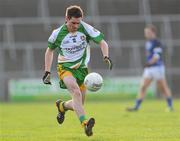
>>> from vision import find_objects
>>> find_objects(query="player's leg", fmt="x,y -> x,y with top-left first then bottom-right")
80,84 -> 86,105
56,75 -> 85,124
62,83 -> 86,111
128,78 -> 152,111
155,65 -> 173,111
56,80 -> 86,124
127,67 -> 153,111
56,66 -> 75,124
56,90 -> 73,124
79,84 -> 95,136
58,88 -> 86,110
56,65 -> 95,136
63,76 -> 95,136
63,100 -> 73,110
63,76 -> 85,117
157,78 -> 173,111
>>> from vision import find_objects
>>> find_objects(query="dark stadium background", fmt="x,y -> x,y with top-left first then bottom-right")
0,0 -> 180,101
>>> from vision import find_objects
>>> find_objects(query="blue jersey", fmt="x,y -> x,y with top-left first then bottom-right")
145,39 -> 163,66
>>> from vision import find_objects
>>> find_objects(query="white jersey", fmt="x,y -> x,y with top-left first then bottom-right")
48,21 -> 104,69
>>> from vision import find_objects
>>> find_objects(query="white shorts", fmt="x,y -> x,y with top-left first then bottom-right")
143,65 -> 165,80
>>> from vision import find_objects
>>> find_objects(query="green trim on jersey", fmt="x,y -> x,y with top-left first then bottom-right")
78,24 -> 104,43
91,33 -> 104,43
81,47 -> 87,67
48,42 -> 56,50
77,24 -> 91,43
48,24 -> 69,56
48,22 -> 104,51
56,25 -> 69,55
48,21 -> 104,68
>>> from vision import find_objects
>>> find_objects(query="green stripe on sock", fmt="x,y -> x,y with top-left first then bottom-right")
79,115 -> 87,123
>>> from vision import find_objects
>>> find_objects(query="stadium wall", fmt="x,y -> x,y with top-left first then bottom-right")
0,0 -> 180,101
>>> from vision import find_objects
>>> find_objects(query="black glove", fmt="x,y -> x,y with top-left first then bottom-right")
104,56 -> 113,70
42,71 -> 51,85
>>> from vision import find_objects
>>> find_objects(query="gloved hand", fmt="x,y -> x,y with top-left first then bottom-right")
104,56 -> 113,70
42,71 -> 52,85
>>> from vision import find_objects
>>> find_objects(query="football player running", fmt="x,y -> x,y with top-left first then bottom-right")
43,5 -> 112,136
127,25 -> 173,112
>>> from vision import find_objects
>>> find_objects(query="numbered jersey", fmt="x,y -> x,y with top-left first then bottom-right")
48,21 -> 104,69
145,39 -> 163,67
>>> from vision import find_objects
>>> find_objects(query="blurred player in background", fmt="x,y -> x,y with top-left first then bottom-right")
42,5 -> 112,136
127,25 -> 173,112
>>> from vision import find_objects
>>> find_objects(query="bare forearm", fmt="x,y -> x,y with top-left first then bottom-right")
148,55 -> 159,65
99,40 -> 109,57
45,48 -> 54,72
99,40 -> 113,70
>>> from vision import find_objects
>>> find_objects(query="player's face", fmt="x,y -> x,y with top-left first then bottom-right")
144,28 -> 155,40
66,17 -> 82,32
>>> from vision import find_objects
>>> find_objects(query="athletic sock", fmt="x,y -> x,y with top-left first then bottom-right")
166,97 -> 173,108
62,102 -> 68,111
79,115 -> 87,126
59,101 -> 67,112
134,99 -> 143,109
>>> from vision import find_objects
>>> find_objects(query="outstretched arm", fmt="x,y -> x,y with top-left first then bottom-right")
45,48 -> 54,72
99,40 -> 113,70
43,48 -> 54,85
99,39 -> 109,58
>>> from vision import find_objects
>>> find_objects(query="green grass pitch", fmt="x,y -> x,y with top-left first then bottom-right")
1,99 -> 180,141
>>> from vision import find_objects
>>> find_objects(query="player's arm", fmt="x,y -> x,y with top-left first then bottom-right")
43,48 -> 54,85
146,54 -> 159,66
81,21 -> 112,69
99,40 -> 113,70
99,39 -> 109,57
43,29 -> 58,84
146,47 -> 162,67
45,47 -> 54,72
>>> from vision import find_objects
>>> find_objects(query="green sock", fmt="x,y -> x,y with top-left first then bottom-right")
79,115 -> 87,123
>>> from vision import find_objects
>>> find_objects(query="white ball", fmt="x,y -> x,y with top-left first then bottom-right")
84,72 -> 103,92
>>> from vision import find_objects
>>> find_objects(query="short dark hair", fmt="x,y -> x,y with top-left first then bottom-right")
65,5 -> 83,19
145,24 -> 157,34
